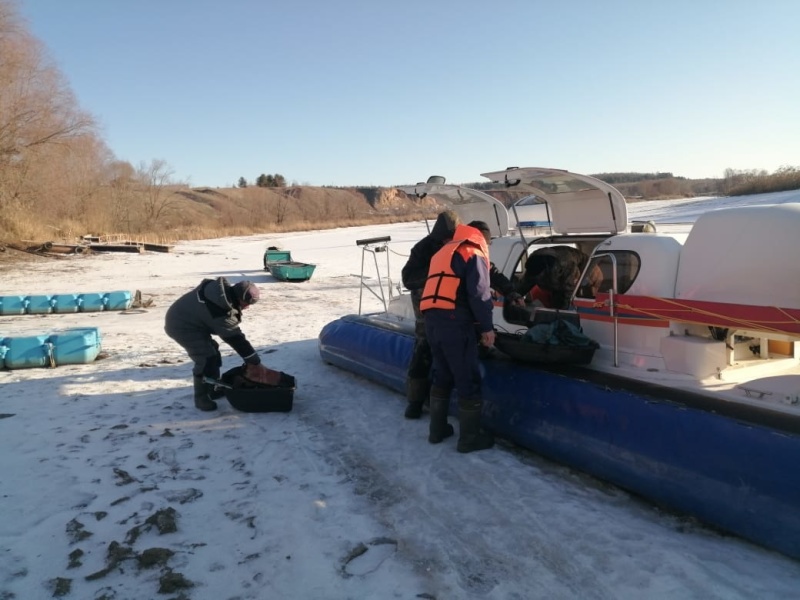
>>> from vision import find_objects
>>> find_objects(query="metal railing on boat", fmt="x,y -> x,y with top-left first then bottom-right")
355,236 -> 394,314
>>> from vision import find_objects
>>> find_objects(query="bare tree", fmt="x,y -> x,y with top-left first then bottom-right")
0,0 -> 99,239
104,160 -> 137,233
138,159 -> 181,228
274,194 -> 290,225
0,6 -> 94,184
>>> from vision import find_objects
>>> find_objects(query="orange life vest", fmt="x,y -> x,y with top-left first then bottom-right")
420,225 -> 489,312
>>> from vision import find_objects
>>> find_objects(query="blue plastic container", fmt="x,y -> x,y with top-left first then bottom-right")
26,295 -> 54,315
52,294 -> 80,314
0,341 -> 7,366
0,295 -> 28,316
4,334 -> 51,368
78,293 -> 106,312
49,328 -> 102,365
104,290 -> 132,311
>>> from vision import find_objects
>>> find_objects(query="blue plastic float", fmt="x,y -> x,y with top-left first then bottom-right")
52,293 -> 80,314
0,295 -> 27,315
27,295 -> 54,315
78,292 -> 106,312
0,327 -> 102,369
0,291 -> 132,315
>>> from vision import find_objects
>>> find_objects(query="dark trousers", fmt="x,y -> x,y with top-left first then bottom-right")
425,316 -> 481,400
164,329 -> 222,379
407,289 -> 432,379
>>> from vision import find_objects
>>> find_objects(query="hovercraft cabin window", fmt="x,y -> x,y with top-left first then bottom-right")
576,251 -> 641,298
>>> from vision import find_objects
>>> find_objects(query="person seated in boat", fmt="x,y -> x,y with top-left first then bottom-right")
517,253 -> 558,307
501,252 -> 558,325
516,246 -> 597,309
578,261 -> 605,298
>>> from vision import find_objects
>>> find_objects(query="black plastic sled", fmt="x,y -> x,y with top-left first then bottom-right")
218,366 -> 296,413
494,331 -> 598,365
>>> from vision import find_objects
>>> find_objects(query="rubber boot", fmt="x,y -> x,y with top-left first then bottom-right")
404,377 -> 430,419
204,347 -> 225,400
192,376 -> 218,411
428,389 -> 455,444
456,407 -> 494,453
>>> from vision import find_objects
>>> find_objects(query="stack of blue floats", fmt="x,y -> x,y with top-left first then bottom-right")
0,290 -> 129,369
0,290 -> 132,315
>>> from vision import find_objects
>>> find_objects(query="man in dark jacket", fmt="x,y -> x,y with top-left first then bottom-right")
164,277 -> 280,411
400,210 -> 459,419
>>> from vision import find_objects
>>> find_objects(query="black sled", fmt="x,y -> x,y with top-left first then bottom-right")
208,366 -> 296,413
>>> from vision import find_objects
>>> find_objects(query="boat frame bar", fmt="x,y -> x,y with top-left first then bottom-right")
357,236 -> 393,314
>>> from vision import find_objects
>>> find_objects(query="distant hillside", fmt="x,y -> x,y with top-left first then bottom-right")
84,175 -> 712,240
122,185 -> 443,240
468,172 -> 723,200
4,169 -> 797,247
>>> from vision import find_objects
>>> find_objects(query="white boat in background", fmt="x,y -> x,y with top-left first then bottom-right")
319,167 -> 800,560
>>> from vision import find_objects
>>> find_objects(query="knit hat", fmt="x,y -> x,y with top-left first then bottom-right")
467,220 -> 491,235
233,280 -> 260,307
430,209 -> 460,241
440,209 -> 460,235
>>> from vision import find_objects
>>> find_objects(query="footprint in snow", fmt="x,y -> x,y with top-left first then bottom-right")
340,537 -> 398,577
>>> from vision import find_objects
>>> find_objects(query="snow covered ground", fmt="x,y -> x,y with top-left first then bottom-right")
1,190 -> 799,599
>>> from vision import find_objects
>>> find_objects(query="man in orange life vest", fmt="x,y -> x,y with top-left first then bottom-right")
420,222 -> 496,453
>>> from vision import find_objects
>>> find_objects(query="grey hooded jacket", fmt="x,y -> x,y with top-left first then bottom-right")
164,277 -> 261,365
401,211 -> 459,291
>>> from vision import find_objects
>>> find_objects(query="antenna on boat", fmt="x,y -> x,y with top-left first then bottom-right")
355,236 -> 393,314
414,176 -> 447,234
502,167 -> 521,187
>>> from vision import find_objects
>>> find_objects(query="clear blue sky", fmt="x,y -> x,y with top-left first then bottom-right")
15,0 -> 800,188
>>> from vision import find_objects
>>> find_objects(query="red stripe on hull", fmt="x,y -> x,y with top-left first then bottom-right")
603,294 -> 800,336
576,310 -> 669,328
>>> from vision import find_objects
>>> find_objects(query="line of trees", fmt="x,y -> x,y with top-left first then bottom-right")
603,167 -> 800,198
237,173 -> 286,188
470,168 -> 800,200
592,172 -> 677,184
721,166 -> 800,196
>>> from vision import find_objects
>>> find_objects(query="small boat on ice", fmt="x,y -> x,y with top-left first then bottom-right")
269,262 -> 316,282
318,167 -> 800,561
262,247 -> 316,282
